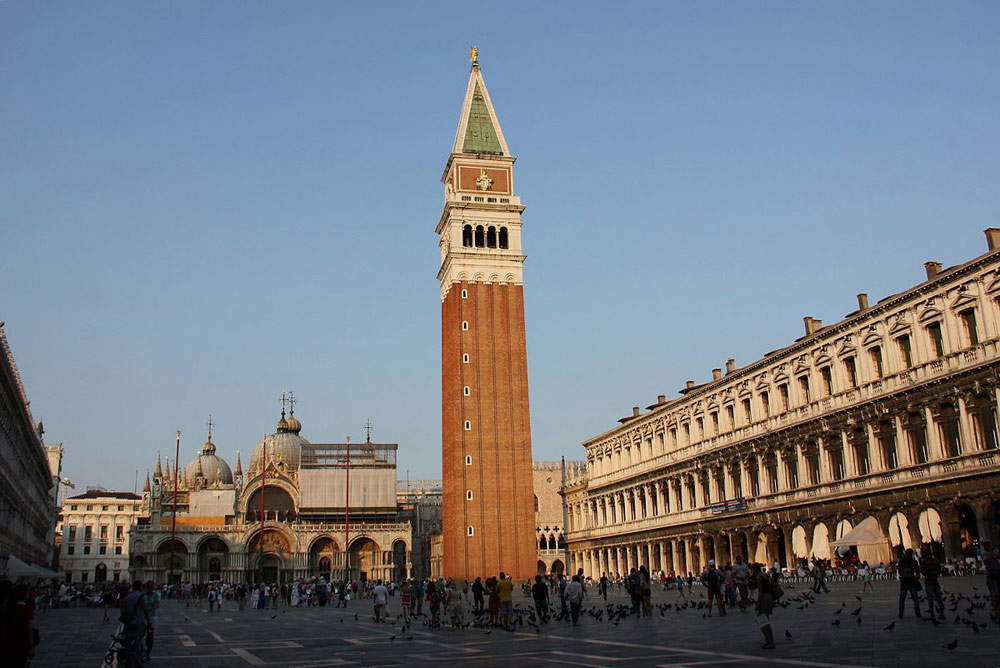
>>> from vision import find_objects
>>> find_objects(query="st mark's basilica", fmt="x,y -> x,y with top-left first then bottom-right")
129,406 -> 412,585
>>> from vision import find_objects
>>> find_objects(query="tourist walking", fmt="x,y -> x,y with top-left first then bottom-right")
119,581 -> 150,668
599,573 -> 609,601
702,561 -> 726,617
639,565 -> 652,617
753,564 -> 779,650
920,548 -> 945,620
564,574 -> 584,626
897,548 -> 923,619
532,575 -> 550,623
733,556 -> 749,611
372,580 -> 388,622
143,580 -> 160,662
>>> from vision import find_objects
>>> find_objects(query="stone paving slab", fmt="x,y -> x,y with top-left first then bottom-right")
28,577 -> 1000,667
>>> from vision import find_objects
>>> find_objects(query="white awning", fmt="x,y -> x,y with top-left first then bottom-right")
829,517 -> 886,548
4,555 -> 59,580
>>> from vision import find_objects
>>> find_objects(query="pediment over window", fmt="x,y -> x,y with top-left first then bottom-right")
888,313 -> 911,334
862,330 -> 882,347
949,287 -> 977,311
985,272 -> 1000,295
918,305 -> 942,323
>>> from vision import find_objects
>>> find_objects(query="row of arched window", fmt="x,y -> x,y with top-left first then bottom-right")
462,225 -> 509,249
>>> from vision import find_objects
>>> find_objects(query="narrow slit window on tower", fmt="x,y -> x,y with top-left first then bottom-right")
465,455 -> 472,465
475,225 -> 485,247
461,321 -> 469,331
467,526 -> 474,536
462,353 -> 470,363
486,226 -> 497,248
464,420 -> 472,430
466,490 -> 473,500
461,288 -> 468,299
499,227 -> 509,249
462,225 -> 473,247
463,386 -> 470,396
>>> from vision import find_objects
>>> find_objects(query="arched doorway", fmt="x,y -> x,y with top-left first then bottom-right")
309,537 -> 338,581
918,508 -> 945,559
248,529 -> 292,584
392,541 -> 407,582
888,513 -> 912,557
157,539 -> 187,585
199,537 -> 228,582
95,563 -> 107,583
551,559 -> 565,575
537,560 -> 547,574
775,528 -> 788,569
957,504 -> 980,557
348,538 -> 379,583
811,524 -> 831,560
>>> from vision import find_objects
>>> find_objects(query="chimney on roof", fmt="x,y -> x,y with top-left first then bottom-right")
657,394 -> 666,404
857,293 -> 869,310
685,380 -> 695,390
986,228 -> 1000,252
632,406 -> 640,417
804,317 -> 822,336
712,368 -> 722,381
725,358 -> 735,374
924,261 -> 942,280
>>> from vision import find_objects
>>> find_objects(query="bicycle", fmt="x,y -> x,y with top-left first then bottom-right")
103,633 -> 126,665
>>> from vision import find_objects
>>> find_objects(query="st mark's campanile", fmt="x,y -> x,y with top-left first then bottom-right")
438,51 -> 536,580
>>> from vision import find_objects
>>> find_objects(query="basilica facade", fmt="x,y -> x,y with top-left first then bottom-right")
563,229 -> 1000,578
129,409 -> 412,585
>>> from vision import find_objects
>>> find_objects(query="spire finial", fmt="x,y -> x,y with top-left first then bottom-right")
470,45 -> 479,67
364,418 -> 374,444
287,391 -> 296,416
206,414 -> 214,442
279,391 -> 288,419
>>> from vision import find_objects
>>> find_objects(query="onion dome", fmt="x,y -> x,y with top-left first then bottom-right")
185,437 -> 234,485
285,412 -> 302,435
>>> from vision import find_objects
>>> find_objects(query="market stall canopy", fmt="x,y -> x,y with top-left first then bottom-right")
830,517 -> 885,548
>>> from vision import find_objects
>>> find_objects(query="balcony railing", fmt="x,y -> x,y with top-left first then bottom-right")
582,339 -> 999,490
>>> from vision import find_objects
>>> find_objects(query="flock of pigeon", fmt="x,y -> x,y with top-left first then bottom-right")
184,583 -> 995,656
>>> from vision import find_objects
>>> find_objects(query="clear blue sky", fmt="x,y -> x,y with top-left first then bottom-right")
3,2 -> 998,491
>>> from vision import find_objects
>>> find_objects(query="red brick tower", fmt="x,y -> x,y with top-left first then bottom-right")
438,52 -> 536,580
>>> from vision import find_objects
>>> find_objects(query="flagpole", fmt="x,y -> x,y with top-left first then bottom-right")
345,435 -> 351,583
170,430 -> 180,584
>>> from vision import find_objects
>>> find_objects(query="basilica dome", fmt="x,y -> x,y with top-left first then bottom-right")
185,440 -> 234,484
250,413 -> 309,470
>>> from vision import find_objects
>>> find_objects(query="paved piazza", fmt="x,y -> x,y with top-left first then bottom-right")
32,578 -> 998,667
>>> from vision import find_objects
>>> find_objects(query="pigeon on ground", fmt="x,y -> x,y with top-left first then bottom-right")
832,619 -> 840,627
945,639 -> 959,650
883,621 -> 895,631
785,630 -> 792,639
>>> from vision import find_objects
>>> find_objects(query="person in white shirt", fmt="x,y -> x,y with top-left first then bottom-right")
563,575 -> 585,626
372,580 -> 389,622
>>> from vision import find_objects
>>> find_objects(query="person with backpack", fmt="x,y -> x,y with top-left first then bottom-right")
119,581 -> 149,668
896,548 -> 923,619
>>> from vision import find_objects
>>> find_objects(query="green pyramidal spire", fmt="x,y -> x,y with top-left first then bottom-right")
462,83 -> 503,154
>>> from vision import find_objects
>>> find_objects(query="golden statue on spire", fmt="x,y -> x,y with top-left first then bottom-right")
470,45 -> 479,65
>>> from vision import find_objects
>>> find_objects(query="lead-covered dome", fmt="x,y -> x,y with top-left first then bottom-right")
250,412 -> 309,470
186,440 -> 234,484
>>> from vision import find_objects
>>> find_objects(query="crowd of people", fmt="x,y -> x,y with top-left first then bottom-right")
1,541 -> 998,665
